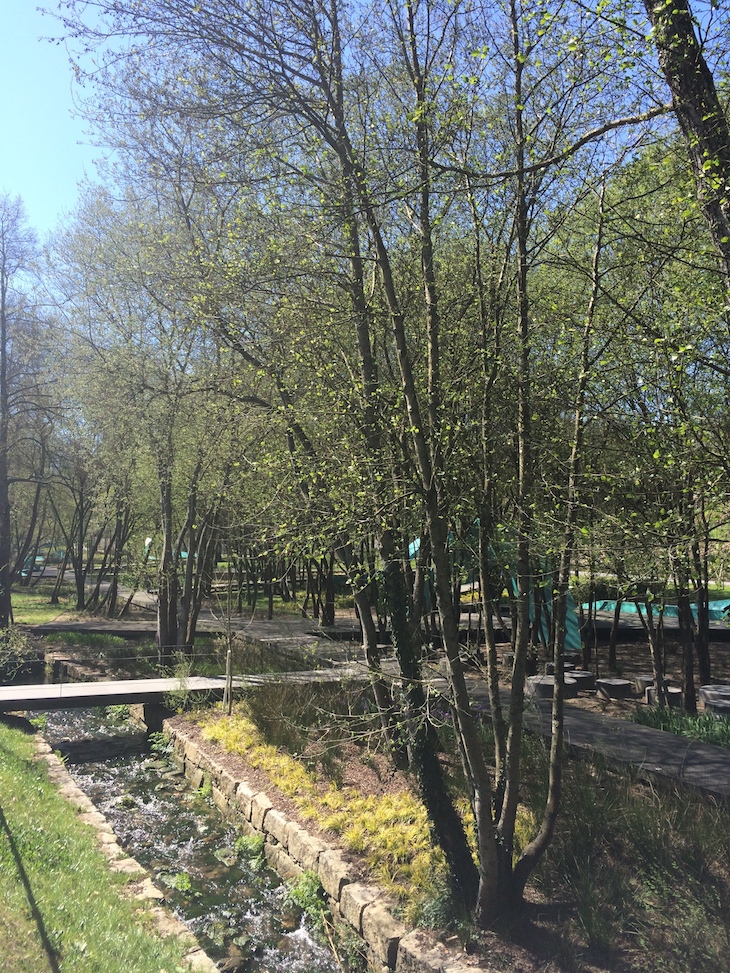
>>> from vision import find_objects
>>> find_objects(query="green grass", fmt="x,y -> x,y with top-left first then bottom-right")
52,632 -> 129,649
198,696 -> 448,913
632,705 -> 730,749
199,683 -> 730,970
0,717 -> 192,972
11,587 -> 75,626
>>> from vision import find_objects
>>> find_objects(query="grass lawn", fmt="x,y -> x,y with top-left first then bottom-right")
0,717 -> 192,973
12,586 -> 75,626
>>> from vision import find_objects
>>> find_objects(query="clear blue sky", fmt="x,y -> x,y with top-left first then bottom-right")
0,2 -> 100,237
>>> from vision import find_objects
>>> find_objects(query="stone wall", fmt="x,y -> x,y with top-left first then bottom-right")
164,721 -> 479,973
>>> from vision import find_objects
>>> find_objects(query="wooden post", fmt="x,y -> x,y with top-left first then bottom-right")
225,648 -> 233,716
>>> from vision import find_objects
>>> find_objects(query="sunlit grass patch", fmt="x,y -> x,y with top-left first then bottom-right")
633,705 -> 730,749
11,588 -> 74,626
52,631 -> 129,649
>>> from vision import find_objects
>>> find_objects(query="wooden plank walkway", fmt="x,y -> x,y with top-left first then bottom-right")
0,665 -> 366,713
0,676 -> 230,712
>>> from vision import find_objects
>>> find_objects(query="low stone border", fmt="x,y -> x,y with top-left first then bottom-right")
165,720 -> 480,973
33,734 -> 217,972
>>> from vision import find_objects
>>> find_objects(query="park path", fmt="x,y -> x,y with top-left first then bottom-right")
463,676 -> 730,802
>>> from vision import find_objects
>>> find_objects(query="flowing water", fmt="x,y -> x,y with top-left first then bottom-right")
38,707 -> 339,973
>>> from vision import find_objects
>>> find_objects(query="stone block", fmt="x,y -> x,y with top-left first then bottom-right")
172,732 -> 187,762
362,902 -> 407,970
110,856 -> 145,876
216,768 -> 241,800
235,781 -> 257,821
251,791 -> 273,830
264,843 -> 303,880
340,881 -> 381,932
526,674 -> 578,699
317,849 -> 351,900
571,670 -> 595,692
396,930 -> 449,973
184,739 -> 200,767
667,686 -> 683,708
196,750 -> 214,777
263,808 -> 289,846
706,698 -> 730,719
188,767 -> 205,790
634,673 -> 655,694
211,786 -> 230,815
287,823 -> 328,870
699,684 -> 730,705
596,678 -> 633,700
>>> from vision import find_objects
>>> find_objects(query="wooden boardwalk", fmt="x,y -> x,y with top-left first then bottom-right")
0,676 -> 232,712
0,665 -> 366,713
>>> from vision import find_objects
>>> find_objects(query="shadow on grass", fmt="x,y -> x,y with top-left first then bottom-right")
0,803 -> 60,972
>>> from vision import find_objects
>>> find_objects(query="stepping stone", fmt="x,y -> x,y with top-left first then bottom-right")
596,678 -> 633,700
699,685 -> 730,705
667,686 -> 683,708
571,670 -> 595,692
645,685 -> 683,707
545,662 -> 575,675
636,674 -> 671,692
634,674 -> 655,694
705,698 -> 730,720
526,675 -> 578,699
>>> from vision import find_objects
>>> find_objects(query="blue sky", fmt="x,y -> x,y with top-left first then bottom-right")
0,2 -> 100,237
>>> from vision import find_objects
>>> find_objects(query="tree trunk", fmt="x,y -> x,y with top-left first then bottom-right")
643,0 -> 730,283
608,597 -> 622,672
381,535 -> 480,910
157,470 -> 177,668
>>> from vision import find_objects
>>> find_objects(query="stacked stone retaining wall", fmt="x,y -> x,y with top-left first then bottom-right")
164,720 -> 481,973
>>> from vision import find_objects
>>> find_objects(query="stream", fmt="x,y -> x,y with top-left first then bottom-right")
37,706 -> 339,973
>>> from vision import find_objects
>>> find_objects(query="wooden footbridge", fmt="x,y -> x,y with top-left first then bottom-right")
0,665 -> 366,713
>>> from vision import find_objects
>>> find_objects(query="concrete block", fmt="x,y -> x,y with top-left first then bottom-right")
667,686 -> 683,708
571,670 -> 595,692
699,684 -> 730,705
596,678 -> 633,700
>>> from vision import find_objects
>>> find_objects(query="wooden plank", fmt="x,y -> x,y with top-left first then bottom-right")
0,665 -> 367,713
